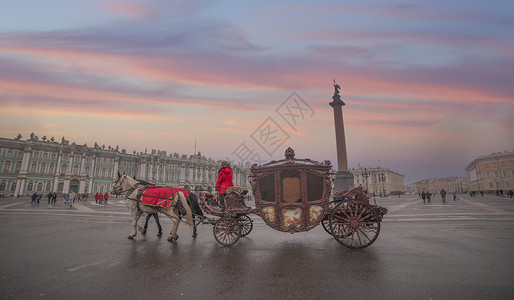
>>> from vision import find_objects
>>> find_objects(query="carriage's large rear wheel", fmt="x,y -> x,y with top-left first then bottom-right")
237,214 -> 253,237
329,200 -> 380,249
213,217 -> 241,246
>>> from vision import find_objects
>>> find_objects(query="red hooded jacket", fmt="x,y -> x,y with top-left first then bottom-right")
215,166 -> 233,194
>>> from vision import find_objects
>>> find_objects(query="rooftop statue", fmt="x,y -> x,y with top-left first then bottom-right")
333,79 -> 341,96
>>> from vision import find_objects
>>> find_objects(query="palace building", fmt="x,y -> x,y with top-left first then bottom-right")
466,150 -> 514,193
407,177 -> 469,194
0,133 -> 250,197
350,166 -> 405,196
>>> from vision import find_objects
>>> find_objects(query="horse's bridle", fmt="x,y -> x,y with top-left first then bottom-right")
112,175 -> 133,195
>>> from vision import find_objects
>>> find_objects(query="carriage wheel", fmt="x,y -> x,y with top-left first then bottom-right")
213,217 -> 241,246
237,214 -> 253,237
329,200 -> 380,249
321,214 -> 332,235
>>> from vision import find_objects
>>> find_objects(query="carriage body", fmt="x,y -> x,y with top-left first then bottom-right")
199,148 -> 386,248
250,147 -> 333,233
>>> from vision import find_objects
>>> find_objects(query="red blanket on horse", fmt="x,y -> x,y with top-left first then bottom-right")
140,186 -> 178,209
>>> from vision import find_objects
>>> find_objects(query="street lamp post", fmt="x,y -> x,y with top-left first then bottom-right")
379,173 -> 386,197
362,168 -> 370,192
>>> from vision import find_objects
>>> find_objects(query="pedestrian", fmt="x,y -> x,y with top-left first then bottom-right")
47,192 -> 53,204
480,191 -> 484,197
99,193 -> 104,204
426,192 -> 432,203
64,194 -> 69,204
52,192 -> 57,204
143,213 -> 162,236
421,191 -> 426,203
31,192 -> 38,204
36,193 -> 41,204
452,192 -> 457,201
104,192 -> 109,204
440,189 -> 447,203
69,191 -> 75,207
95,192 -> 99,204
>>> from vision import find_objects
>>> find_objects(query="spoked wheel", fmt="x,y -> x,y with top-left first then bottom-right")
322,199 -> 345,235
213,217 -> 241,246
237,214 -> 253,237
321,214 -> 331,234
329,200 -> 380,249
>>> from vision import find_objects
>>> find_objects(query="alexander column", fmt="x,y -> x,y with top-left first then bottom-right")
329,80 -> 354,191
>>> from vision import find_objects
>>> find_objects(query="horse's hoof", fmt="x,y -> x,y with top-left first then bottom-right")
192,233 -> 197,238
167,236 -> 178,242
142,230 -> 146,235
157,232 -> 162,236
127,236 -> 134,240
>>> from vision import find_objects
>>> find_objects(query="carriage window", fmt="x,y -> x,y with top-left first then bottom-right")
281,170 -> 301,203
258,173 -> 275,202
306,173 -> 324,202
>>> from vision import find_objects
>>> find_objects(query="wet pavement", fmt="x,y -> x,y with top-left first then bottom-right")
1,194 -> 513,299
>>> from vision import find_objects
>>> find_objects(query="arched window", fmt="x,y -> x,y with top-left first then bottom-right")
58,182 -> 64,192
36,182 -> 43,191
31,161 -> 38,173
45,182 -> 51,191
3,161 -> 11,172
85,166 -> 91,176
73,164 -> 80,175
61,164 -> 67,174
0,181 -> 6,191
15,161 -> 21,172
27,182 -> 34,191
49,163 -> 55,174
40,162 -> 47,174
102,168 -> 107,177
10,182 -> 16,192
100,185 -> 104,193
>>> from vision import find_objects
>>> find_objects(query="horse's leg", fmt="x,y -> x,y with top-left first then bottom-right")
192,215 -> 197,238
128,210 -> 141,239
168,217 -> 180,242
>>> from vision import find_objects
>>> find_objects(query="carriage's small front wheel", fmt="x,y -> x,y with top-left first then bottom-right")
213,217 -> 241,246
237,214 -> 253,237
329,200 -> 380,249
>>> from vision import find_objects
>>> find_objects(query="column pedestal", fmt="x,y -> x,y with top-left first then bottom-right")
333,170 -> 354,192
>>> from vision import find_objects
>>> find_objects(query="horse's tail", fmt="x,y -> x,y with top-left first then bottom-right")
188,192 -> 204,217
179,191 -> 193,231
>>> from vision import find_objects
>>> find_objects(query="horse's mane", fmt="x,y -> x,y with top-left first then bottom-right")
134,178 -> 154,186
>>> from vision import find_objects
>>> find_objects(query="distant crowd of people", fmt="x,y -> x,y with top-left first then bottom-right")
30,191 -> 110,207
419,189 -> 514,203
419,189 -> 458,203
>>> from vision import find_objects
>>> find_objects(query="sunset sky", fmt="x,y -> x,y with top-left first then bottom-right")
0,0 -> 513,183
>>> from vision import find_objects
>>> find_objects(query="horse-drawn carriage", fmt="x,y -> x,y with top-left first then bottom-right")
199,147 -> 388,248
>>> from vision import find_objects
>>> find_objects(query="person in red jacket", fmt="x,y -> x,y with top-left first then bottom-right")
215,161 -> 233,210
104,192 -> 109,204
215,161 -> 233,195
95,192 -> 99,204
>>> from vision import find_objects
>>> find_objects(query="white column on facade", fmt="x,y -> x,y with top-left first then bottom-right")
21,147 -> 31,173
80,153 -> 86,175
53,151 -> 62,193
180,165 -> 185,182
113,157 -> 119,177
67,152 -> 74,174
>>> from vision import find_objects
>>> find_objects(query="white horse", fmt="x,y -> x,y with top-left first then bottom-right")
111,175 -> 193,241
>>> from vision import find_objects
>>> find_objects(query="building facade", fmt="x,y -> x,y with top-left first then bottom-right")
0,134 -> 250,197
350,167 -> 405,196
408,177 -> 469,194
465,150 -> 514,193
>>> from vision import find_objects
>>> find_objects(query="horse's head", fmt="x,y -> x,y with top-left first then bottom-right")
111,173 -> 138,195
